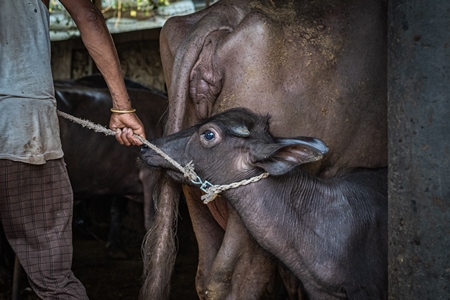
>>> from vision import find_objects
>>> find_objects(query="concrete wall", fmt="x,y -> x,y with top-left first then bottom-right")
51,28 -> 165,92
388,0 -> 450,298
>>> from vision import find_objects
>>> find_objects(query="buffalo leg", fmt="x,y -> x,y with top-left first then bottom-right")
278,263 -> 305,300
106,197 -> 128,259
184,186 -> 282,300
182,186 -> 225,299
205,205 -> 279,300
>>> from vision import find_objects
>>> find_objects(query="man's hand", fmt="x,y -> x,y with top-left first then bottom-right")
109,113 -> 146,146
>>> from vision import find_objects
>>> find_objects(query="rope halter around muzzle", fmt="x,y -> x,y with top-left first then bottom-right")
57,110 -> 269,204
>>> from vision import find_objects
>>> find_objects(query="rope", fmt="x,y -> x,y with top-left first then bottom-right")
56,109 -> 269,203
56,110 -> 196,180
201,172 -> 269,204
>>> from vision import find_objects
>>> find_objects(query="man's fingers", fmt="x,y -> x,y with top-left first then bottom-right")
115,128 -> 143,146
125,127 -> 143,146
115,128 -> 130,146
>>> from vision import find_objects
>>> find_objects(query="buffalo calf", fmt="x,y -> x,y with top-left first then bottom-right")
140,107 -> 387,300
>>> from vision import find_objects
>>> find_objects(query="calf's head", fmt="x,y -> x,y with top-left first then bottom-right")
140,108 -> 328,186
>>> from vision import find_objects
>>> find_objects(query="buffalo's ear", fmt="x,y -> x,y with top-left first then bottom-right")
250,137 -> 328,176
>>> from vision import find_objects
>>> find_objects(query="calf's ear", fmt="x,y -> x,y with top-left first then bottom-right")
250,137 -> 328,176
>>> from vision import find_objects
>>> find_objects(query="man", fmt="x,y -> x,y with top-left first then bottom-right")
0,0 -> 146,298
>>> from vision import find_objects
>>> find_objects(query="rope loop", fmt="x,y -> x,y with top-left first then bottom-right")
200,172 -> 269,204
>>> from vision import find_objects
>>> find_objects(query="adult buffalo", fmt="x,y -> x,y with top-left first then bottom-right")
142,0 -> 387,299
55,75 -> 167,253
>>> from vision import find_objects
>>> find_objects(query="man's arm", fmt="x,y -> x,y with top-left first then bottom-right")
59,0 -> 145,146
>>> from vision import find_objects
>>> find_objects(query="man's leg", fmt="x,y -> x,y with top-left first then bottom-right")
0,159 -> 88,299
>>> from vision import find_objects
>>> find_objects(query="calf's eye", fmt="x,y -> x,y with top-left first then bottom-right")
202,130 -> 215,141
